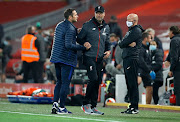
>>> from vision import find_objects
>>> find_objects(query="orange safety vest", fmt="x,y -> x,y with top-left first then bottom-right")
21,34 -> 39,63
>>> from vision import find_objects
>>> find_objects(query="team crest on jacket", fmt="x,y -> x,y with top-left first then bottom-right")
102,28 -> 106,36
92,28 -> 96,31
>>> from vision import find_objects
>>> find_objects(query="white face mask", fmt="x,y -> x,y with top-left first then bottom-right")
126,21 -> 133,27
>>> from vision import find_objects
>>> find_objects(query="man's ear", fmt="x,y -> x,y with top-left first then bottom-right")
68,15 -> 72,21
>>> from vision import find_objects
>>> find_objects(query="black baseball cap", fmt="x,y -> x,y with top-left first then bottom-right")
95,5 -> 105,13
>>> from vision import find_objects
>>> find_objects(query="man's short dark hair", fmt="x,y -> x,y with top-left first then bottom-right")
26,26 -> 33,34
142,32 -> 149,40
64,8 -> 75,19
169,26 -> 180,35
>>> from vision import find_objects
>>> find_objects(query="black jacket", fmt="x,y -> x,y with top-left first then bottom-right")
151,49 -> 164,81
139,44 -> 151,75
119,25 -> 144,59
1,42 -> 12,65
169,34 -> 180,72
108,22 -> 123,40
77,17 -> 111,60
0,24 -> 4,46
36,33 -> 46,62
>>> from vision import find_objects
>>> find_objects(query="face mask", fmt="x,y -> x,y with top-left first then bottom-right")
111,41 -> 117,46
3,40 -> 9,45
46,65 -> 50,69
126,21 -> 133,27
149,45 -> 156,51
146,42 -> 149,46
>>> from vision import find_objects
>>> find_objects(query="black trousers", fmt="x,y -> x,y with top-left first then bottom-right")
153,81 -> 163,104
22,61 -> 39,83
173,71 -> 180,106
37,61 -> 44,83
83,56 -> 103,108
123,58 -> 139,109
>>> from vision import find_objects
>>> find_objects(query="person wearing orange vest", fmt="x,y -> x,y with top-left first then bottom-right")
21,26 -> 40,83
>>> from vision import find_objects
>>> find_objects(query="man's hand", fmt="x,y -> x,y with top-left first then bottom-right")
77,28 -> 82,33
84,42 -> 91,50
103,51 -> 111,59
0,48 -> 2,53
116,64 -> 122,70
164,61 -> 170,68
129,42 -> 136,47
168,71 -> 173,77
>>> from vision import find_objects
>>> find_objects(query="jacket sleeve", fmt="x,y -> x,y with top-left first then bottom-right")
170,39 -> 179,72
105,25 -> 111,51
119,29 -> 141,48
152,50 -> 163,72
115,46 -> 123,65
166,53 -> 170,62
77,24 -> 87,45
65,27 -> 86,51
106,46 -> 113,64
35,39 -> 40,52
138,48 -> 151,73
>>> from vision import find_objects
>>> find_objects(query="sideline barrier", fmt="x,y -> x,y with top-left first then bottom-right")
115,69 -> 170,103
0,83 -> 55,98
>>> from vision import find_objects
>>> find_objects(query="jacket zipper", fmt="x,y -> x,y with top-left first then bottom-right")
96,29 -> 101,62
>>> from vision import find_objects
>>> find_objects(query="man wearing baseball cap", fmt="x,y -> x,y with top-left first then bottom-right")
77,5 -> 111,115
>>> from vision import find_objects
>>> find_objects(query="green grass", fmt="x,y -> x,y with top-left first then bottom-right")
0,100 -> 180,122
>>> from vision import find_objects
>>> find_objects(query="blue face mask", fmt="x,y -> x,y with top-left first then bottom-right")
146,42 -> 149,46
3,40 -> 9,45
149,45 -> 156,51
111,41 -> 117,46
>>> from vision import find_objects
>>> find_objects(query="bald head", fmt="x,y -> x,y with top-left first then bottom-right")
126,13 -> 138,27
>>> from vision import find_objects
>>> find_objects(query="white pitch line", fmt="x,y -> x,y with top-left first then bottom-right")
0,111 -> 123,122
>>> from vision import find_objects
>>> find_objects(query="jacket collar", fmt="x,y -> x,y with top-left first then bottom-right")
128,25 -> 144,32
171,34 -> 180,39
91,17 -> 107,30
64,19 -> 76,29
142,43 -> 149,50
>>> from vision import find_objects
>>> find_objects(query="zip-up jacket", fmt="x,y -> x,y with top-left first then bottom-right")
36,33 -> 46,62
139,44 -> 151,75
151,49 -> 164,81
119,25 -> 144,59
50,19 -> 86,67
77,17 -> 111,61
169,34 -> 180,72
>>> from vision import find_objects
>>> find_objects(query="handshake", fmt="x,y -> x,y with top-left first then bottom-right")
84,42 -> 91,50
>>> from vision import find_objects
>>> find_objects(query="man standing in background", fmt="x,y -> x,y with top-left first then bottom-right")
21,26 -> 40,83
108,15 -> 123,40
139,32 -> 153,104
166,26 -> 180,106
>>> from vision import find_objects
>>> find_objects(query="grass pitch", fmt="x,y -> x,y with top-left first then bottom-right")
0,99 -> 180,122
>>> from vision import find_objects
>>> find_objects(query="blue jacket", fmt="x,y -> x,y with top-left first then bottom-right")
50,19 -> 86,67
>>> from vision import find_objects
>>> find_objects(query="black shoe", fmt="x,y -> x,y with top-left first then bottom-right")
124,94 -> 130,103
121,108 -> 139,114
121,108 -> 130,114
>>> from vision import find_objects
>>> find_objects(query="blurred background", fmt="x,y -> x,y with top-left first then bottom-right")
0,0 -> 179,83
